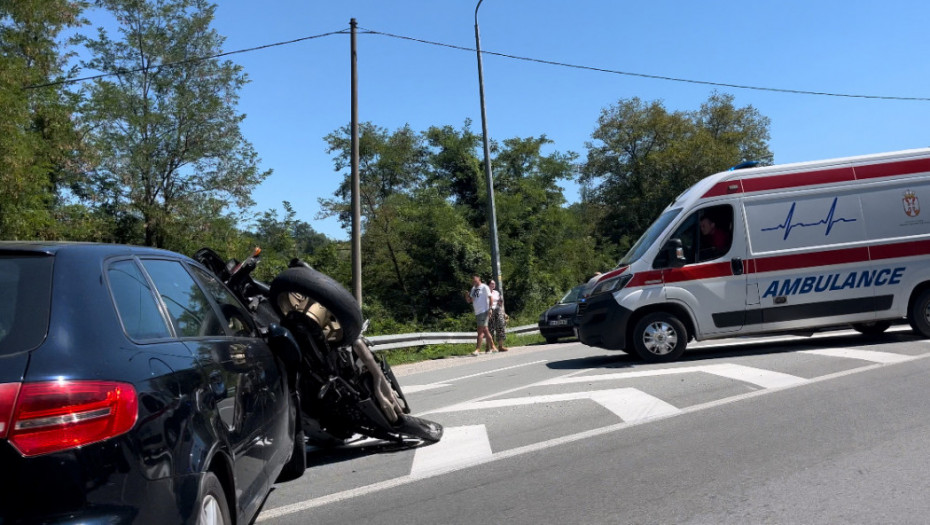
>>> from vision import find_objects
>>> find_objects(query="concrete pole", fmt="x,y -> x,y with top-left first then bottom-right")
350,19 -> 362,306
474,1 -> 503,295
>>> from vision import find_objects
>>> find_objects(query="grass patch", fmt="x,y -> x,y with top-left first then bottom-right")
380,332 -> 549,366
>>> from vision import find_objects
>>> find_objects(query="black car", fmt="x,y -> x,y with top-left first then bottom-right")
538,284 -> 585,343
0,242 -> 304,524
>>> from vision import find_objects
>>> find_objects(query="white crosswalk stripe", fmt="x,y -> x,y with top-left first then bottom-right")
800,348 -> 916,363
403,383 -> 451,393
410,425 -> 492,477
700,363 -> 807,388
542,363 -> 807,389
427,387 -> 680,422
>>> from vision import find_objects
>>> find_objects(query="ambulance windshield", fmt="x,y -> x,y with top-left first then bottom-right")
618,208 -> 681,266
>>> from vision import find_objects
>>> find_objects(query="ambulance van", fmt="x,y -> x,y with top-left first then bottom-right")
576,148 -> 930,362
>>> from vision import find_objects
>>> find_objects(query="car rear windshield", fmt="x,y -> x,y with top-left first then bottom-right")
0,255 -> 53,355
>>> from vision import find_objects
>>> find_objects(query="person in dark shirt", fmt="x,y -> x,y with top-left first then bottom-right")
699,216 -> 729,260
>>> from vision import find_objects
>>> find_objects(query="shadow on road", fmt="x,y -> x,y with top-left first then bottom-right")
546,353 -> 637,370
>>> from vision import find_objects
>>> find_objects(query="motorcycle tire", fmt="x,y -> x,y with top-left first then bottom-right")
269,267 -> 363,346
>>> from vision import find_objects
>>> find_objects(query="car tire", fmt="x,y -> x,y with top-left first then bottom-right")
909,289 -> 930,338
276,429 -> 306,483
197,472 -> 231,525
269,267 -> 363,346
851,320 -> 892,336
544,336 -> 557,344
631,312 -> 687,363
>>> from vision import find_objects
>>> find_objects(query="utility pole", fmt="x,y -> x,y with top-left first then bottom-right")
474,0 -> 503,294
350,19 -> 362,306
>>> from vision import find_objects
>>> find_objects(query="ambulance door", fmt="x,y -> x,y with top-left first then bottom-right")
744,189 -> 872,332
657,202 -> 750,337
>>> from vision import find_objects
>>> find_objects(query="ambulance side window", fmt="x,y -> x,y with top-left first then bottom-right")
697,205 -> 733,262
653,204 -> 733,268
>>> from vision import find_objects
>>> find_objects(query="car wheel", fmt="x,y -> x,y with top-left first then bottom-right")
276,386 -> 307,483
276,429 -> 306,483
544,336 -> 557,344
197,472 -> 231,525
632,312 -> 687,363
909,289 -> 930,338
851,320 -> 892,336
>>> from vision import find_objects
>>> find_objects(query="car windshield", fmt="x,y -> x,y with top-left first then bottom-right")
617,208 -> 682,266
560,285 -> 585,304
0,255 -> 53,355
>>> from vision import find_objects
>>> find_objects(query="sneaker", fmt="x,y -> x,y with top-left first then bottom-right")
499,347 -> 509,352
471,349 -> 481,356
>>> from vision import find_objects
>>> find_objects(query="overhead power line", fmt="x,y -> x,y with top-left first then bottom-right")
24,25 -> 930,102
25,29 -> 349,89
360,28 -> 930,102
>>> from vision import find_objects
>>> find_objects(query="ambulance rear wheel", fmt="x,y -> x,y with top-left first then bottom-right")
909,289 -> 930,338
851,321 -> 892,336
632,313 -> 687,363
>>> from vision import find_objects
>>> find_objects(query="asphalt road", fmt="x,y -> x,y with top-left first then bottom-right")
258,326 -> 930,524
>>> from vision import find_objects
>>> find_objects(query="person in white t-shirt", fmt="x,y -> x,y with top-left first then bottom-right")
465,274 -> 497,355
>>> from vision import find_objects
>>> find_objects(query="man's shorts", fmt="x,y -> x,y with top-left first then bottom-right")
476,311 -> 489,327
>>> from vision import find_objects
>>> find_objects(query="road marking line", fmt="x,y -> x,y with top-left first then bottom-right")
410,425 -> 492,477
257,352 -> 930,522
428,388 -> 679,422
403,384 -> 452,393
700,363 -> 807,389
419,367 -> 594,417
541,368 -> 692,385
402,360 -> 548,393
800,348 -> 916,363
589,389 -> 681,421
542,363 -> 807,389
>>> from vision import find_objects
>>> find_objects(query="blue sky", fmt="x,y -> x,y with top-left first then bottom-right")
170,1 -> 930,239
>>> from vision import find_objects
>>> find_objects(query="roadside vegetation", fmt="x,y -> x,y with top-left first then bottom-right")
1,0 -> 773,339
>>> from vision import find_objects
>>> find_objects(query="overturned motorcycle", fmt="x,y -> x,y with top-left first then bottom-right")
194,247 -> 443,453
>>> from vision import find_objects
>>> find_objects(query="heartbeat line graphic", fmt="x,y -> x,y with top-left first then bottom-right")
761,197 -> 857,241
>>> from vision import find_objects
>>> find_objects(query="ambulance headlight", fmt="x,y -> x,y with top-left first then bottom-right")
590,274 -> 632,296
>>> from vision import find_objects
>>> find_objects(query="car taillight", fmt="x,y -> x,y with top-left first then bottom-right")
0,382 -> 21,439
5,380 -> 138,457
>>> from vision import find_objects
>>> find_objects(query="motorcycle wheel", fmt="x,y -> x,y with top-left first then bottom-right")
269,267 -> 363,346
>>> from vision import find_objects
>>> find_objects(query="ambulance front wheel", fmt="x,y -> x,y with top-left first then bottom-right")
631,312 -> 687,363
909,288 -> 930,338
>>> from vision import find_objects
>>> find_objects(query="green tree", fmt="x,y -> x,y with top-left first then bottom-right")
492,136 -> 611,314
320,122 -> 429,314
423,121 -> 485,225
386,188 -> 487,324
78,0 -> 269,247
251,201 -> 335,278
322,121 -> 612,328
582,93 -> 772,251
0,0 -> 85,239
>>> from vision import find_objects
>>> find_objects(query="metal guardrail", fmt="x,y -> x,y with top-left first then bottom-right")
367,323 -> 539,351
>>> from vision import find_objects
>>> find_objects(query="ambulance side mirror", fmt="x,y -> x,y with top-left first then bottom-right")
664,239 -> 687,268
